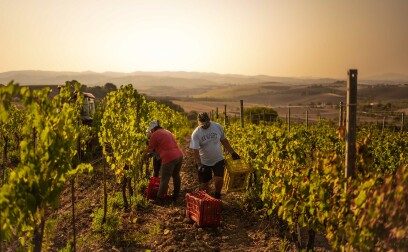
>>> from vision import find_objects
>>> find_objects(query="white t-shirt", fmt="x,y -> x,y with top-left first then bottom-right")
189,122 -> 226,166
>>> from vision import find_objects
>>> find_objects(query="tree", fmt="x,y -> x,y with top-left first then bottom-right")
104,83 -> 117,93
244,107 -> 278,124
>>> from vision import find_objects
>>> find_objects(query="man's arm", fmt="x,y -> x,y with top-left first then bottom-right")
221,138 -> 240,160
220,138 -> 234,154
143,136 -> 155,155
193,149 -> 201,166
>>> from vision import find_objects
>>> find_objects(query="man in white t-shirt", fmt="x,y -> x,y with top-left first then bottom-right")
189,112 -> 240,199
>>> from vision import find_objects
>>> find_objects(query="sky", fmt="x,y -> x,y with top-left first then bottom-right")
1,0 -> 407,79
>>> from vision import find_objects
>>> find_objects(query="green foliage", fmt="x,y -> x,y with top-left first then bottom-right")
0,102 -> 26,169
225,120 -> 408,251
108,192 -> 125,210
0,82 -> 95,249
99,84 -> 150,179
148,223 -> 162,236
98,84 -> 189,191
349,164 -> 408,250
91,207 -> 121,242
130,193 -> 149,210
146,101 -> 190,144
59,242 -> 73,252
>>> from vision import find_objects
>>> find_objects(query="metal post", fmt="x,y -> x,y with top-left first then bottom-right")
345,69 -> 358,181
240,100 -> 244,128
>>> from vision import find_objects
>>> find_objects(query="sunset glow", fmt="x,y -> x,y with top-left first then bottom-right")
1,0 -> 407,78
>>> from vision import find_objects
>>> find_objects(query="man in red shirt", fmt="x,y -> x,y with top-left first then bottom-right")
144,120 -> 184,204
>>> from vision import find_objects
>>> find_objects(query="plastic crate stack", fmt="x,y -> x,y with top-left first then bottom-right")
223,157 -> 251,192
146,177 -> 167,200
185,191 -> 221,227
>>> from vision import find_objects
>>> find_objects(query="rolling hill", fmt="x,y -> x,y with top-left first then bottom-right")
1,70 -> 407,109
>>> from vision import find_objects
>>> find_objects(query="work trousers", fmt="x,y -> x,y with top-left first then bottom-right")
157,156 -> 183,199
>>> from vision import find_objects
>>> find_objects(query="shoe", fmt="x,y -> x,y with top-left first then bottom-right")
152,197 -> 173,206
152,197 -> 165,206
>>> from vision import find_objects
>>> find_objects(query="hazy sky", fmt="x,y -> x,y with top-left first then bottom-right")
1,0 -> 407,78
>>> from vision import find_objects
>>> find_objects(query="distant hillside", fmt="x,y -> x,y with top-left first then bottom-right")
2,70 -> 407,87
0,70 -> 343,88
190,81 -> 408,107
1,70 -> 407,106
366,73 -> 408,83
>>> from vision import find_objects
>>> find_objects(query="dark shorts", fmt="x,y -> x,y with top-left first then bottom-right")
198,159 -> 225,183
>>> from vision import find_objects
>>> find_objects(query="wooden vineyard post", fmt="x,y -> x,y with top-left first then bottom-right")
71,178 -> 76,252
2,136 -> 7,182
240,100 -> 244,128
339,101 -> 344,127
402,112 -> 405,132
224,104 -> 227,125
103,157 -> 107,223
345,69 -> 358,183
216,107 -> 219,119
382,117 -> 386,132
288,107 -> 291,131
306,110 -> 309,130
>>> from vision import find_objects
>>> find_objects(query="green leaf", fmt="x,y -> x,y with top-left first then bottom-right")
355,191 -> 367,207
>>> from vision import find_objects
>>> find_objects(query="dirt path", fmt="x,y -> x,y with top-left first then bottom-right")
48,136 -> 332,251
127,137 -> 331,252
132,138 -> 291,252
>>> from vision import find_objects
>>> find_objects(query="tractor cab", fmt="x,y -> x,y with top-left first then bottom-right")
81,92 -> 96,125
58,85 -> 96,125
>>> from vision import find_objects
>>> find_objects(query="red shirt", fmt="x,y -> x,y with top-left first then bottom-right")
148,128 -> 183,164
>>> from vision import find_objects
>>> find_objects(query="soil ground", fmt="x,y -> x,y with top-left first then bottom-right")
45,136 -> 332,252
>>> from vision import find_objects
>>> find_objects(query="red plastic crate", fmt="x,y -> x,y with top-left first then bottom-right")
185,191 -> 221,227
146,177 -> 167,200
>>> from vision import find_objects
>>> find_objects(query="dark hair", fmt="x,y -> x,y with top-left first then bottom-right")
198,112 -> 210,122
154,120 -> 161,130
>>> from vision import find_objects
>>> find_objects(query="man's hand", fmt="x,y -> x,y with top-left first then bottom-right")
198,164 -> 205,172
231,152 -> 241,160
